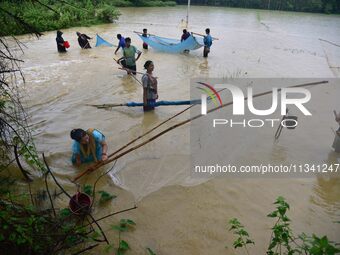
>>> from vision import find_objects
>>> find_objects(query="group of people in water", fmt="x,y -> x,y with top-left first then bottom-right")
56,29 -> 340,170
55,27 -> 213,167
56,30 -> 92,52
56,27 -> 211,113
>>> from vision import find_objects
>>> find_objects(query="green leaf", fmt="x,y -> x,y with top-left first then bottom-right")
267,211 -> 278,218
246,239 -> 255,245
282,215 -> 290,222
126,219 -> 136,226
112,225 -> 126,232
83,184 -> 93,196
236,229 -> 249,236
274,196 -> 285,204
278,206 -> 287,216
59,208 -> 71,217
319,236 -> 329,247
98,190 -> 116,202
119,240 -> 129,251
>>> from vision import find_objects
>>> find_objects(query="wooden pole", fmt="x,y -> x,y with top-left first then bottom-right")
118,67 -> 145,76
133,31 -> 156,36
186,0 -> 190,28
113,58 -> 144,86
191,32 -> 219,40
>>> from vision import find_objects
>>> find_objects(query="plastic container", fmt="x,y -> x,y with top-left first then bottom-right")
64,41 -> 70,48
69,192 -> 91,215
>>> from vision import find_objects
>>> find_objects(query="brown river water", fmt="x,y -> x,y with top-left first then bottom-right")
11,6 -> 340,254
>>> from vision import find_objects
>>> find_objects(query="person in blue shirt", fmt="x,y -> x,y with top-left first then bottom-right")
70,128 -> 108,166
142,28 -> 149,49
115,34 -> 126,54
203,28 -> 213,58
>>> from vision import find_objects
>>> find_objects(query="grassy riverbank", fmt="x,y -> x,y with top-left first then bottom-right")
0,0 -> 176,36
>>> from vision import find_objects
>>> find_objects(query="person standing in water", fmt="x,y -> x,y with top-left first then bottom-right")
333,110 -> 340,152
56,30 -> 66,53
116,37 -> 142,75
203,28 -> 213,58
114,34 -> 126,54
181,29 -> 191,42
142,28 -> 148,49
70,128 -> 108,166
142,60 -> 158,112
334,110 -> 340,135
76,32 -> 91,49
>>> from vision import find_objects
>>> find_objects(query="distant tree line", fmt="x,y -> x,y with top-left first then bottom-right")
0,0 -> 175,36
176,0 -> 340,14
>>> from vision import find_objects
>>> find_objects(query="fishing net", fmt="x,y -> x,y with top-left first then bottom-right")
319,39 -> 340,76
95,34 -> 113,47
137,34 -> 204,53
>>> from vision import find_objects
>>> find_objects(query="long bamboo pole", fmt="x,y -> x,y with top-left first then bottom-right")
73,89 -> 224,182
191,32 -> 219,40
114,58 -> 143,85
133,31 -> 156,36
73,80 -> 328,181
72,104 -> 194,182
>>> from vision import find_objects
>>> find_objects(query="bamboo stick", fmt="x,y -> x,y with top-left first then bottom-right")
118,67 -> 145,76
133,31 -> 156,36
191,32 -> 219,40
73,89 -> 222,182
113,58 -> 144,85
73,80 -> 328,181
319,38 -> 340,48
86,103 -> 124,108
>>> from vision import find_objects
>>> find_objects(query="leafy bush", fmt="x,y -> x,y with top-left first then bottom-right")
0,1 -> 120,36
138,0 -> 176,6
96,5 -> 120,23
228,196 -> 340,255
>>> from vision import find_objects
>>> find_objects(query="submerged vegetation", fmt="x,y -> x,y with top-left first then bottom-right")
228,197 -> 340,255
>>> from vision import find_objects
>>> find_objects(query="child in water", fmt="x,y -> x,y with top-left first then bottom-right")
142,28 -> 148,49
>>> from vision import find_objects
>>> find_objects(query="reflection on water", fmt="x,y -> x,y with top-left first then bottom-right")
311,151 -> 340,216
312,176 -> 340,217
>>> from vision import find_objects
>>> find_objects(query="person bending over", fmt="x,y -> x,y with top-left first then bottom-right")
114,34 -> 126,54
76,32 -> 92,49
70,128 -> 108,166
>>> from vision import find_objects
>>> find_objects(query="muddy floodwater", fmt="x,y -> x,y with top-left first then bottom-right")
13,6 -> 340,254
